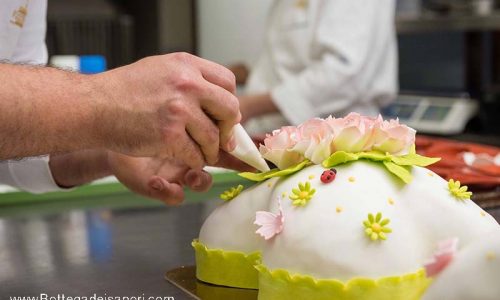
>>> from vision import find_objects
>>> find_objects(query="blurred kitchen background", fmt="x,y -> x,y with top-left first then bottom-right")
46,0 -> 500,138
1,1 -> 498,295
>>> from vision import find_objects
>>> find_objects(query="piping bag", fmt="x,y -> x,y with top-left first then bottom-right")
229,124 -> 270,172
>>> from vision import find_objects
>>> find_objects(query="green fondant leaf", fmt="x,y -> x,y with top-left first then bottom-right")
238,168 -> 280,182
321,145 -> 439,184
321,151 -> 359,168
238,160 -> 311,182
382,161 -> 412,184
358,151 -> 392,162
391,153 -> 441,167
322,150 -> 394,168
239,144 -> 439,185
409,143 -> 417,155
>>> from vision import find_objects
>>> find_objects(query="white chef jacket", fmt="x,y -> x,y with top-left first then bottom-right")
0,0 -> 65,193
245,0 -> 397,133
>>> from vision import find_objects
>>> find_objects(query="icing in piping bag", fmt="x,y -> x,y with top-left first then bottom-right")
230,124 -> 270,172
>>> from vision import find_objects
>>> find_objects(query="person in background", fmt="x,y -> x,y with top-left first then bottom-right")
0,0 -> 247,204
234,0 -> 397,133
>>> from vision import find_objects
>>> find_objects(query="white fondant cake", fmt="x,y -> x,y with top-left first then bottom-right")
200,162 -> 498,280
194,114 -> 500,299
423,231 -> 500,300
199,178 -> 278,253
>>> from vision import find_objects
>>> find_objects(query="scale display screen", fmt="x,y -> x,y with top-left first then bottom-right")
421,106 -> 451,121
381,103 -> 418,120
381,94 -> 478,134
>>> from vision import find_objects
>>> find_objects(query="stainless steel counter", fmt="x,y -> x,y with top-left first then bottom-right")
0,200 -> 219,299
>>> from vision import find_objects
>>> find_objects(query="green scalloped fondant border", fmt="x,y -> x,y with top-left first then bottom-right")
193,240 -> 432,298
256,265 -> 432,300
192,240 -> 261,289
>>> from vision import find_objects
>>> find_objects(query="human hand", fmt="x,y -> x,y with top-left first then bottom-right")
93,52 -> 241,170
107,151 -> 254,205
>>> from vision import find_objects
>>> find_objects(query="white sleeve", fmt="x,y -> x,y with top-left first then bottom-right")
0,155 -> 69,194
271,0 -> 395,124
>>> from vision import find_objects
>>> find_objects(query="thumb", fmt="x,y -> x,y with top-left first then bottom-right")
148,176 -> 185,205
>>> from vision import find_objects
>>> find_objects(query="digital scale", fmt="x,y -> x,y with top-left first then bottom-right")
382,94 -> 479,135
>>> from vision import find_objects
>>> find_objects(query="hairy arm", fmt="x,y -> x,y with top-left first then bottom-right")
0,63 -> 105,160
0,53 -> 240,168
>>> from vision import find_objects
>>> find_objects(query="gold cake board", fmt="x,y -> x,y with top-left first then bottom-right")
165,266 -> 258,300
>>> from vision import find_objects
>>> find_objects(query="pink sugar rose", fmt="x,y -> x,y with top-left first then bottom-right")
291,118 -> 335,164
259,126 -> 304,169
258,114 -> 417,170
326,113 -> 379,153
372,118 -> 416,155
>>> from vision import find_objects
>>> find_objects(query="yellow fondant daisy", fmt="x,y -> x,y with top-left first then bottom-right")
289,181 -> 316,207
363,212 -> 392,241
220,184 -> 244,201
448,179 -> 472,200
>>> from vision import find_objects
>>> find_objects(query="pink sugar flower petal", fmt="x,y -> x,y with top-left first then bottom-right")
424,238 -> 459,277
254,199 -> 284,240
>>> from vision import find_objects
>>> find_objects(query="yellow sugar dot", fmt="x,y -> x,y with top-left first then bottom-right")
267,182 -> 273,188
348,176 -> 356,182
282,192 -> 287,198
486,252 -> 496,261
336,206 -> 343,213
427,172 -> 434,177
480,211 -> 486,217
388,197 -> 395,205
308,175 -> 315,180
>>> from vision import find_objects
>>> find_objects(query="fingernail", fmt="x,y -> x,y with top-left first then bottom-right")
192,176 -> 202,188
227,135 -> 236,151
151,179 -> 164,191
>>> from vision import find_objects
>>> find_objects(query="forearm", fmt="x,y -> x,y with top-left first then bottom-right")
0,63 -> 106,160
240,93 -> 279,120
49,149 -> 111,188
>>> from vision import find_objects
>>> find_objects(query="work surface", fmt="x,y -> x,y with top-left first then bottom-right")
0,173 -> 246,300
0,176 -> 499,300
0,197 -> 219,299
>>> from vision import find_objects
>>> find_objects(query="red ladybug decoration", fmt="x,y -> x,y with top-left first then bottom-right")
320,168 -> 337,183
